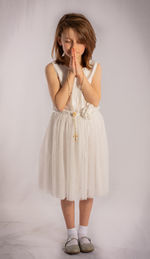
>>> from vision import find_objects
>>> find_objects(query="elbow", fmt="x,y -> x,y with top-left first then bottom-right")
93,101 -> 99,107
54,97 -> 64,112
94,98 -> 101,107
56,103 -> 65,112
58,107 -> 64,112
55,104 -> 63,112
95,95 -> 101,107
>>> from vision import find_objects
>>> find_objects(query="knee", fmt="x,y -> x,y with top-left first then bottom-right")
61,197 -> 74,203
79,198 -> 94,202
61,197 -> 67,201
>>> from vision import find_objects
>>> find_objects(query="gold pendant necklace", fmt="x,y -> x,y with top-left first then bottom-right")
72,111 -> 78,142
71,77 -> 83,142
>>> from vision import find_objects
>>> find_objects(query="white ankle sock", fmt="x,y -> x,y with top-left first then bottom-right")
78,225 -> 90,244
66,227 -> 78,246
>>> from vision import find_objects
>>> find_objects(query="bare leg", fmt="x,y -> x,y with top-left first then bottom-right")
60,198 -> 75,229
79,198 -> 94,226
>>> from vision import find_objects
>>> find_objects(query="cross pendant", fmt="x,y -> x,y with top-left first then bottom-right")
73,133 -> 78,141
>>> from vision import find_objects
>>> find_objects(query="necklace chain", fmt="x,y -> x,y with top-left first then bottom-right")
66,70 -> 84,142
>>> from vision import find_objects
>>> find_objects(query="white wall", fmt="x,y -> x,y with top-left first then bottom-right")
0,0 -> 150,258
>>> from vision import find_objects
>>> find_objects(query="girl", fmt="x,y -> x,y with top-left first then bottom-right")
38,13 -> 109,254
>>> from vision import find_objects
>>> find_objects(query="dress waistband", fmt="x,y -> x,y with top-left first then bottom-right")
52,106 -> 100,142
52,106 -> 100,118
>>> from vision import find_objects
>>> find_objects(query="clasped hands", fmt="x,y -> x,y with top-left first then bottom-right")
69,48 -> 84,87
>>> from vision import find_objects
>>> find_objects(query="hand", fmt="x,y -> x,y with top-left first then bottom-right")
72,48 -> 83,80
68,48 -> 77,76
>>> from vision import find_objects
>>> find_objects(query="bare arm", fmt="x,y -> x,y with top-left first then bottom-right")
78,63 -> 101,107
45,63 -> 75,111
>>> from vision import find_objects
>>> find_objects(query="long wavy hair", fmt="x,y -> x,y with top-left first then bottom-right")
51,13 -> 97,70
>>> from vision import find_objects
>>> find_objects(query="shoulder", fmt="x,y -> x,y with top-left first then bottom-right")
91,60 -> 102,83
44,61 -> 60,83
45,61 -> 55,72
45,61 -> 60,79
92,60 -> 102,70
45,61 -> 65,75
89,59 -> 102,73
90,59 -> 102,71
93,60 -> 102,76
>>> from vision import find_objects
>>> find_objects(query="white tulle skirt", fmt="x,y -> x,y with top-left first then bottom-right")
38,108 -> 109,201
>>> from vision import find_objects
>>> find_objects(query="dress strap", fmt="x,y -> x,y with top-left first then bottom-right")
89,61 -> 98,80
51,61 -> 62,83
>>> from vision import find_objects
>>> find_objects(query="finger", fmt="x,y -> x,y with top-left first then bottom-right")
73,48 -> 76,58
72,49 -> 75,61
73,56 -> 76,74
73,48 -> 76,57
72,48 -> 75,59
73,53 -> 77,74
73,50 -> 76,63
71,49 -> 74,60
71,51 -> 75,73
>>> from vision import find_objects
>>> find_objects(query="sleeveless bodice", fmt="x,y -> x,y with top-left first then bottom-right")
51,59 -> 100,117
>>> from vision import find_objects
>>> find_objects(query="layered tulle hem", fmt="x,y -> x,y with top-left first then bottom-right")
38,109 -> 109,201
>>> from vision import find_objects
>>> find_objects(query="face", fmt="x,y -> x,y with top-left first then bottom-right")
58,27 -> 86,61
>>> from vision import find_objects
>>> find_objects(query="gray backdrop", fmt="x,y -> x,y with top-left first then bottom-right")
0,0 -> 150,258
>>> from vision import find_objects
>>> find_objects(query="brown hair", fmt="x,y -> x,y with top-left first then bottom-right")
51,13 -> 97,70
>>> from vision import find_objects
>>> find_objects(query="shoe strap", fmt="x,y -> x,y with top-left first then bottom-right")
65,237 -> 78,247
79,236 -> 91,242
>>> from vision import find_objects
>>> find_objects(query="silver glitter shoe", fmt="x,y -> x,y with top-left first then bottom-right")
78,236 -> 94,253
64,237 -> 80,254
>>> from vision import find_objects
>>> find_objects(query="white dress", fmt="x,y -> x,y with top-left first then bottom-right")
38,59 -> 109,201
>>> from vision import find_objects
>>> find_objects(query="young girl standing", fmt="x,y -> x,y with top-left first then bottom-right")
38,13 -> 109,254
